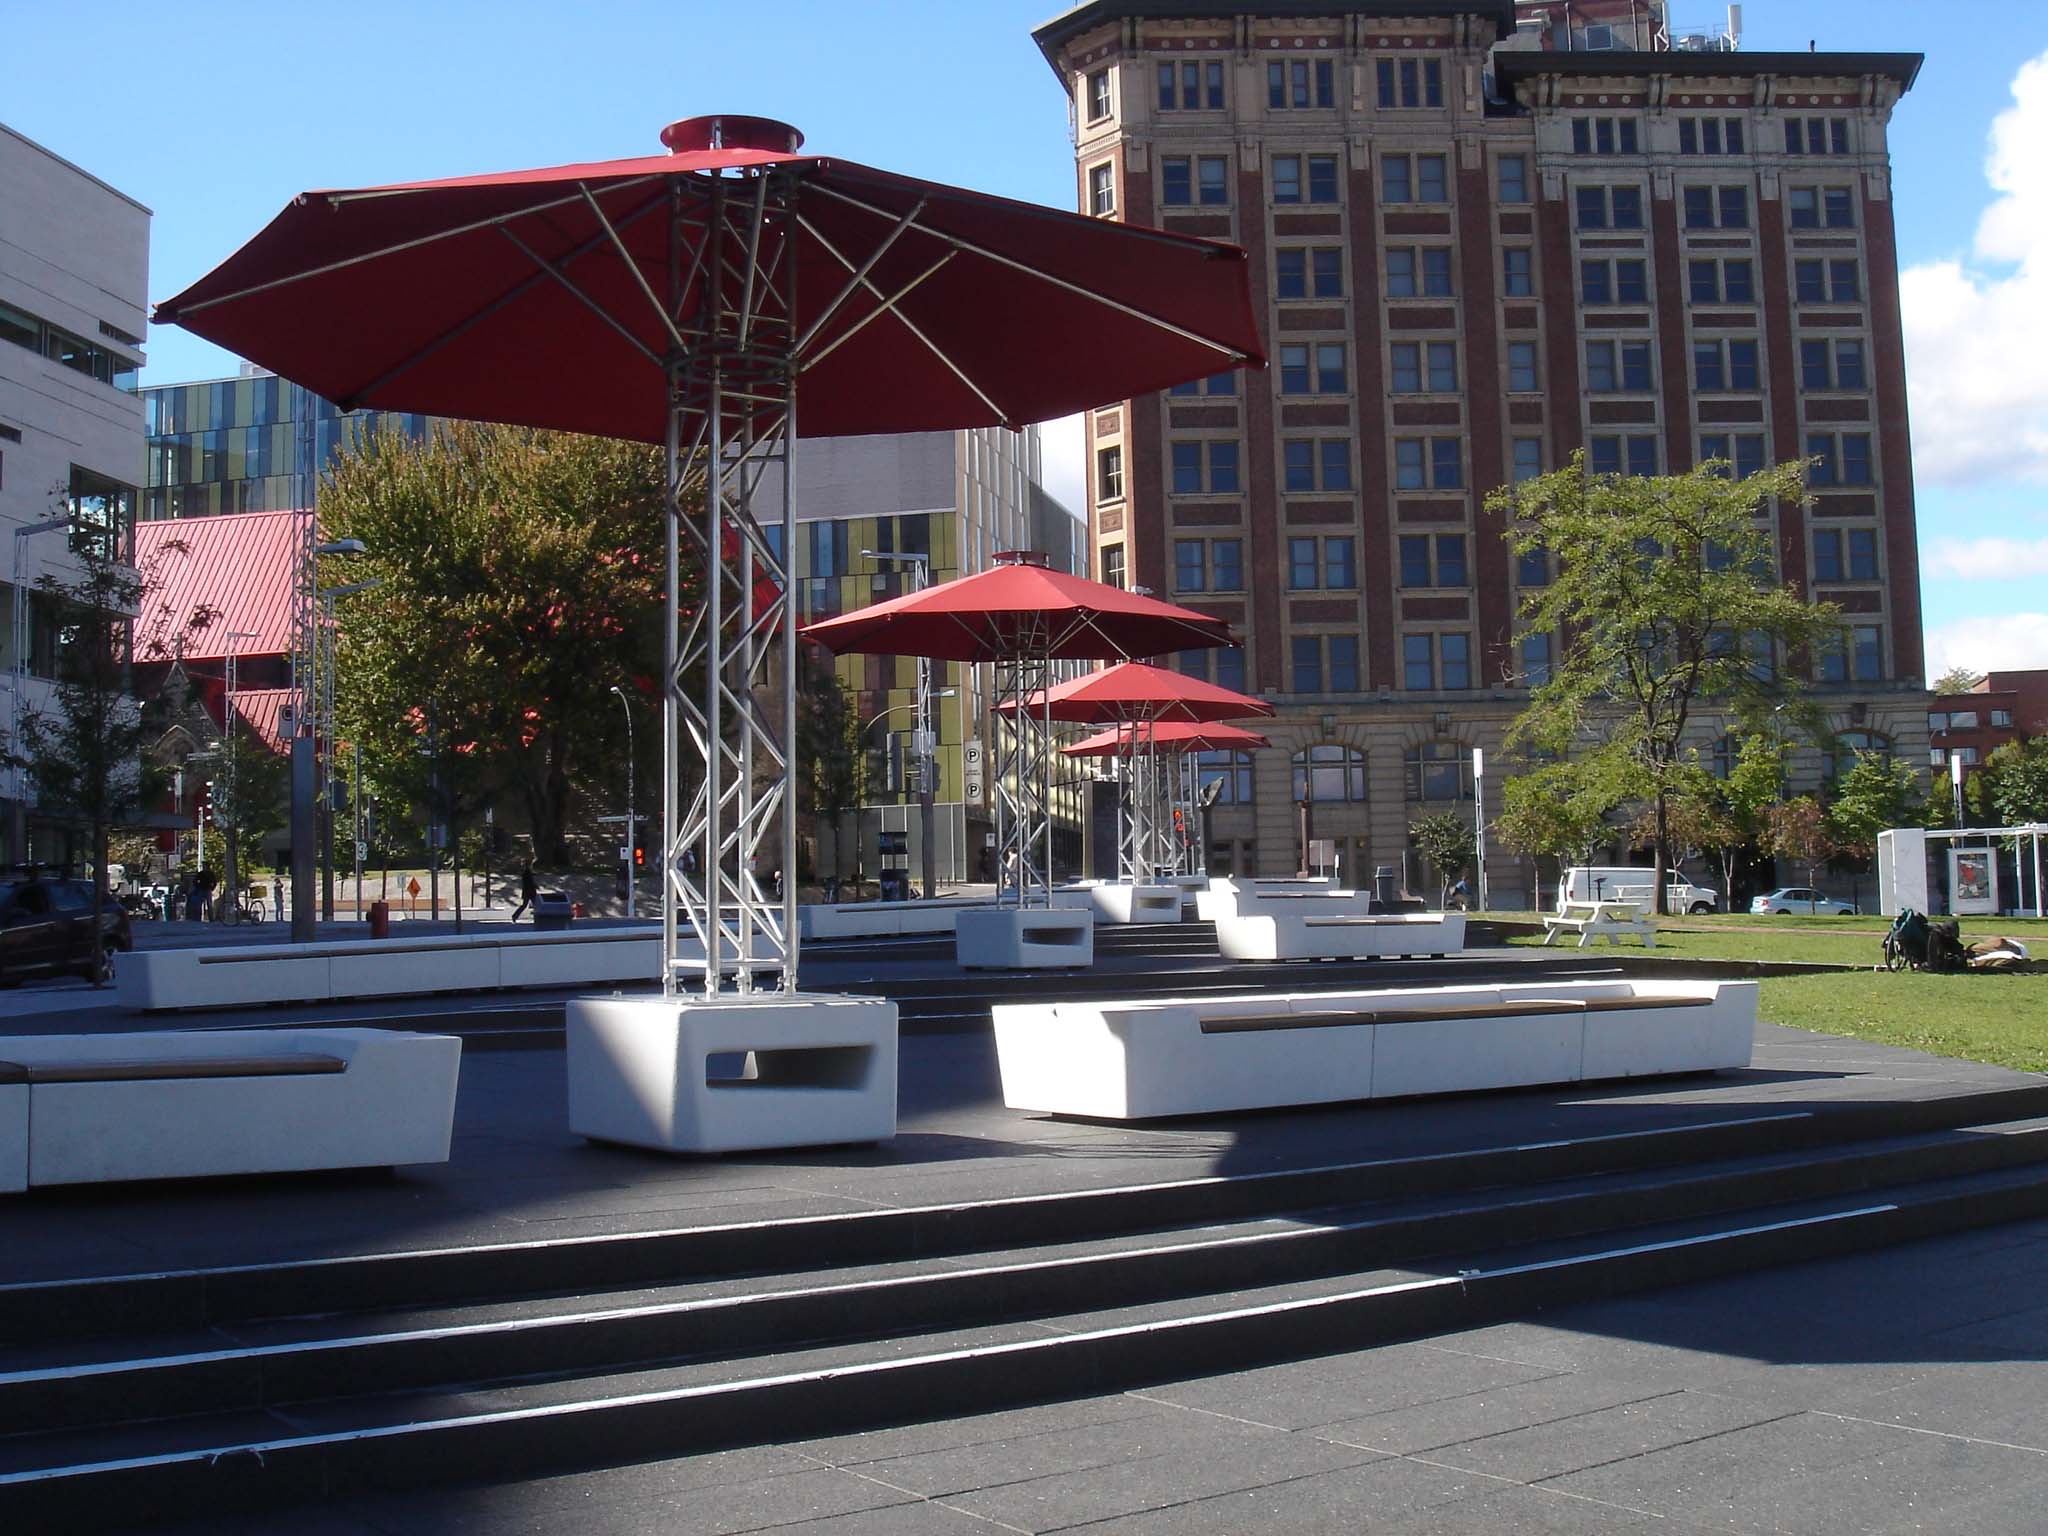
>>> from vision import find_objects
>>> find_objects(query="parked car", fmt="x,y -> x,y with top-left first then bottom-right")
0,878 -> 133,984
1750,887 -> 1858,917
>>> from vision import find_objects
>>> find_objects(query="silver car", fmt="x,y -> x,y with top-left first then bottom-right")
1750,887 -> 1857,916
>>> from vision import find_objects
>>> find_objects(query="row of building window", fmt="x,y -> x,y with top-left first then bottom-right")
1266,248 -> 1861,312
1135,426 -> 1869,501
0,298 -> 140,391
1929,708 -> 2012,732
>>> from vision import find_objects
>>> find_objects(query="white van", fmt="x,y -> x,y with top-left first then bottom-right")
1558,865 -> 1719,914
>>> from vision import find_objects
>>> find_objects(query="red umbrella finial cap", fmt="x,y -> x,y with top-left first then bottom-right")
661,115 -> 805,155
992,550 -> 1051,568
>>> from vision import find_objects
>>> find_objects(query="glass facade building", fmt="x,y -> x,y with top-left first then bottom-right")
142,370 -> 429,522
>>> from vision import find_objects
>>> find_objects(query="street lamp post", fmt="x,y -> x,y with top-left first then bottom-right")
611,684 -> 637,918
222,629 -> 261,923
10,515 -> 72,863
319,578 -> 380,922
861,689 -> 956,899
1472,746 -> 1488,913
292,538 -> 365,941
862,550 -> 940,895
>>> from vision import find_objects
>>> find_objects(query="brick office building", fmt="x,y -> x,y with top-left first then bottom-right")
1031,1 -> 1929,904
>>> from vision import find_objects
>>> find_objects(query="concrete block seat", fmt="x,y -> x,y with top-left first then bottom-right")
992,978 -> 1755,1120
1050,882 -> 1184,924
568,993 -> 897,1154
117,927 -> 670,1011
1215,907 -> 1466,961
956,906 -> 1093,969
797,897 -> 988,942
0,1028 -> 461,1191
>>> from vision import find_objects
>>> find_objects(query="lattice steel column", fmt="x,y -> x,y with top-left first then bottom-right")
665,166 -> 800,997
991,641 -> 1052,909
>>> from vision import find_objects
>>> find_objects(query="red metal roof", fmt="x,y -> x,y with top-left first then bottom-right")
227,686 -> 295,753
135,510 -> 301,662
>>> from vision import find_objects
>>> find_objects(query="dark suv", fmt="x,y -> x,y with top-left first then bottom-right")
0,878 -> 133,984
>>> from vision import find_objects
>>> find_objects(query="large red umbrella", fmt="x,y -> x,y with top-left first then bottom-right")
801,559 -> 1234,665
155,114 -> 1264,996
1061,721 -> 1272,756
153,117 -> 1264,443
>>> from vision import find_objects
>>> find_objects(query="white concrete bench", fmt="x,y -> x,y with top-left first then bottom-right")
568,992 -> 896,1154
117,927 -> 671,1011
1050,882 -> 1185,924
0,1027 -> 460,1190
1215,909 -> 1465,961
797,898 -> 987,942
1543,901 -> 1657,948
956,906 -> 1094,969
991,979 -> 1755,1120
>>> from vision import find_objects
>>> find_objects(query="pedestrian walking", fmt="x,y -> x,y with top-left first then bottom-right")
512,861 -> 538,921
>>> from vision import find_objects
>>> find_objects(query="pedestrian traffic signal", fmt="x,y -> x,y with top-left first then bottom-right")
633,845 -> 645,868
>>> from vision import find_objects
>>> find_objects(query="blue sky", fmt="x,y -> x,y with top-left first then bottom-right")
10,1 -> 2046,677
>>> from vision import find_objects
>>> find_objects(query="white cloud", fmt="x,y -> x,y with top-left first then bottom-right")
1926,612 -> 2048,674
1901,52 -> 2048,488
1036,411 -> 1087,520
1922,535 -> 2048,580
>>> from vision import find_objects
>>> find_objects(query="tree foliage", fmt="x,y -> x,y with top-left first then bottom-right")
1409,809 -> 1473,906
1931,666 -> 1984,697
23,531 -> 195,982
322,423 -> 675,865
794,647 -> 861,884
1764,795 -> 1836,887
1824,751 -> 1925,860
1495,755 -> 1629,867
1977,737 -> 2048,828
1492,455 -> 1839,912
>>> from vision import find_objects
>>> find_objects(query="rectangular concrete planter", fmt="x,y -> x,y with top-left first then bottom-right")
955,907 -> 1094,969
566,992 -> 898,1154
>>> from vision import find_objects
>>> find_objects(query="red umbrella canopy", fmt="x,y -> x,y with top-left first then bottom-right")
801,554 -> 1234,664
1062,720 -> 1273,757
1005,661 -> 1275,724
153,116 -> 1265,443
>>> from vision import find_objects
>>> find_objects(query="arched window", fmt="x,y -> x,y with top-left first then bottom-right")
1292,743 -> 1367,803
1404,739 -> 1472,801
1196,750 -> 1254,806
1829,729 -> 1892,781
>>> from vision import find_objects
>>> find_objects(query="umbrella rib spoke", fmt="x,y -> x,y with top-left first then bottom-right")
576,185 -> 689,354
792,194 -> 929,358
496,225 -> 665,368
806,180 -> 1257,365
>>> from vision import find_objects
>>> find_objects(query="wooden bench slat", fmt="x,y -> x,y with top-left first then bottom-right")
0,1062 -> 27,1085
1200,1011 -> 1376,1034
1371,999 -> 1587,1023
21,1055 -> 348,1085
1579,995 -> 1710,1012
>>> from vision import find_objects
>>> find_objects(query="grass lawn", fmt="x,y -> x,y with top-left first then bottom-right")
1493,909 -> 2048,1075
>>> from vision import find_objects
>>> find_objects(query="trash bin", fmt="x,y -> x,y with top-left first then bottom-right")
1374,866 -> 1399,909
368,900 -> 391,939
533,891 -> 574,931
878,869 -> 908,902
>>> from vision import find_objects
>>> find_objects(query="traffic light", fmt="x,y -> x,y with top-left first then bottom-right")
633,845 -> 646,868
1172,807 -> 1187,840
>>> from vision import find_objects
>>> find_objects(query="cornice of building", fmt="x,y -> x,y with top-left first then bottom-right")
1494,48 -> 1923,93
1032,1 -> 1516,80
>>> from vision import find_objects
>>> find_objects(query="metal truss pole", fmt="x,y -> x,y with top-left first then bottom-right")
666,165 -> 799,997
991,633 -> 1051,909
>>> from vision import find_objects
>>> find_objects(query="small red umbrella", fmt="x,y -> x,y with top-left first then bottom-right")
1061,721 -> 1273,756
800,554 -> 1234,664
1000,661 -> 1273,724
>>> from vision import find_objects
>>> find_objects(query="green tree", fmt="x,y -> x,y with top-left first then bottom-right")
323,423 -> 677,865
1693,734 -> 1786,906
22,530 -> 195,983
1978,737 -> 2048,827
1931,666 -> 1984,696
1492,454 -> 1839,913
1495,756 -> 1630,875
1764,795 -> 1836,891
1409,809 -> 1474,908
1825,751 -> 1925,862
207,716 -> 290,919
794,652 -> 861,887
